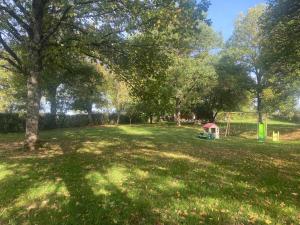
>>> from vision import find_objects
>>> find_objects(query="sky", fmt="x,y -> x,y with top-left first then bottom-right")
208,0 -> 266,40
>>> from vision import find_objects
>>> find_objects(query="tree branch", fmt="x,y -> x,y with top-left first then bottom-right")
2,19 -> 25,42
0,33 -> 22,66
42,6 -> 72,43
0,54 -> 22,72
12,0 -> 30,19
74,0 -> 100,6
0,4 -> 32,36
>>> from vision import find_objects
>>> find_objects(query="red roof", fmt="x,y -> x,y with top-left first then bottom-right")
203,123 -> 218,129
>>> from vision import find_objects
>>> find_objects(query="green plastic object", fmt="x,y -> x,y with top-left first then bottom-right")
258,123 -> 266,142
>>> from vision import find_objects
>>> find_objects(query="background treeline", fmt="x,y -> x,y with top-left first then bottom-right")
0,113 -> 144,133
1,111 -> 299,133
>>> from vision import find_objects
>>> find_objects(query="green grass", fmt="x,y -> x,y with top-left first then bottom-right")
0,124 -> 300,225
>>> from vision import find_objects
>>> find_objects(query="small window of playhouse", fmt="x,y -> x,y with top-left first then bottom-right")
211,128 -> 216,133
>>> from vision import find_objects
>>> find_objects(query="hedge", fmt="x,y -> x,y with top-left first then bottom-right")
0,113 -> 144,133
0,113 -> 26,133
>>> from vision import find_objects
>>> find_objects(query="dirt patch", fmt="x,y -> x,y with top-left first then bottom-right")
0,141 -> 23,152
280,129 -> 300,140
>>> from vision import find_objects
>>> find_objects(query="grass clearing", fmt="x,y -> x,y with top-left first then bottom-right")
0,123 -> 300,224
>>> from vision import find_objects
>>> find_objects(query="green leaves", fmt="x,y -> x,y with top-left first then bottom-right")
260,0 -> 300,115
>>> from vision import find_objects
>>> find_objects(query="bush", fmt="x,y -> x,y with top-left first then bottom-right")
0,113 -> 26,133
0,113 -> 145,133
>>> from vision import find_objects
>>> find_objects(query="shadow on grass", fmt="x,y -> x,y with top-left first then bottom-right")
0,125 -> 299,224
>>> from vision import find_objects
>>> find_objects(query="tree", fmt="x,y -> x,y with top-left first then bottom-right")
0,1 -> 82,149
162,9 -> 221,126
41,46 -> 82,117
113,33 -> 174,123
228,5 -> 267,123
64,63 -> 105,124
193,49 -> 252,122
167,53 -> 217,125
260,0 -> 300,115
261,0 -> 300,78
103,69 -> 131,125
115,0 -> 213,125
124,102 -> 139,125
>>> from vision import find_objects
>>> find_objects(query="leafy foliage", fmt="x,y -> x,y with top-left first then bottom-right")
193,49 -> 252,121
260,0 -> 300,116
228,5 -> 267,122
0,64 -> 26,112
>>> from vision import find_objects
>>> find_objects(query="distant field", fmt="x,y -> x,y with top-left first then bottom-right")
0,124 -> 299,224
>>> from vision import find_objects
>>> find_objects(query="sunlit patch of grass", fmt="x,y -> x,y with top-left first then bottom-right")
118,126 -> 153,135
1,180 -> 69,223
106,165 -> 129,186
156,176 -> 185,191
0,164 -> 14,181
139,149 -> 201,163
85,172 -> 110,196
133,168 -> 149,179
77,142 -> 104,154
14,181 -> 66,208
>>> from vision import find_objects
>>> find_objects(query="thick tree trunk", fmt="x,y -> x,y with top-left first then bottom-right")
25,66 -> 41,151
176,98 -> 181,126
24,0 -> 44,150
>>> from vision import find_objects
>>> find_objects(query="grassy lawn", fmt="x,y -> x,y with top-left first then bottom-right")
0,124 -> 299,225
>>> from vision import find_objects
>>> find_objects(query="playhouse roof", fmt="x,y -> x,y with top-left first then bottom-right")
203,123 -> 218,129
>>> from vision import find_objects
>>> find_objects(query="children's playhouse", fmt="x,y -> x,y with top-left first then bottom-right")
198,123 -> 220,140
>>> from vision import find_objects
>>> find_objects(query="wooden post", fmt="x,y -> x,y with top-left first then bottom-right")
225,112 -> 231,137
265,113 -> 268,140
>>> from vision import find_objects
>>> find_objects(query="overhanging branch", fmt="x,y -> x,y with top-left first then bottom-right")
0,4 -> 32,36
12,0 -> 30,19
0,33 -> 22,66
2,20 -> 25,42
0,54 -> 22,73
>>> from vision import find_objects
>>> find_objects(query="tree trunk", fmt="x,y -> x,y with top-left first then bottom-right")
176,98 -> 181,126
87,107 -> 93,125
49,86 -> 57,127
149,115 -> 153,124
24,0 -> 44,150
212,112 -> 218,122
25,63 -> 41,151
116,111 -> 120,125
49,87 -> 57,116
257,92 -> 263,123
50,98 -> 57,116
129,118 -> 132,126
256,70 -> 263,123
